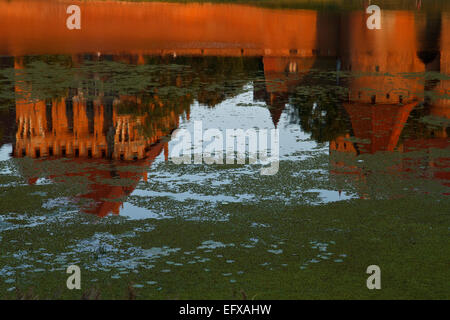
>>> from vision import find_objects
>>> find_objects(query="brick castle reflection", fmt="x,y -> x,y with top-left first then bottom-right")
328,10 -> 450,194
12,56 -> 190,217
1,2 -> 449,215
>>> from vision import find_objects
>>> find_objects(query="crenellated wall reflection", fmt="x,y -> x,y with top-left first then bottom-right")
10,56 -> 193,217
327,10 -> 449,196
0,2 -> 449,215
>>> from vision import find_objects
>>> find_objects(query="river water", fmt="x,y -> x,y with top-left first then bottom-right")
0,0 -> 448,299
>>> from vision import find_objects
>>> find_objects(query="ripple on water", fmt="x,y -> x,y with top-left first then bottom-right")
197,240 -> 235,250
267,249 -> 283,254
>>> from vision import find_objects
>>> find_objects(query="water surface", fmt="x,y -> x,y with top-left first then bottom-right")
0,0 -> 449,299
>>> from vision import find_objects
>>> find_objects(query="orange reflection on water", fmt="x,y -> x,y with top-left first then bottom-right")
2,1 -> 449,214
0,0 -> 318,57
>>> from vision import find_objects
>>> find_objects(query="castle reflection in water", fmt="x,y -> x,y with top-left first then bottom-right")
0,1 -> 448,216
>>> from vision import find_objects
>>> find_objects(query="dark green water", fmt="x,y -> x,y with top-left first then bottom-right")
0,1 -> 449,300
